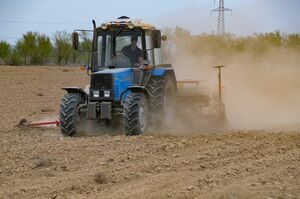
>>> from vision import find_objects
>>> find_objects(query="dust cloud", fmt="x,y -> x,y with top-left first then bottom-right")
165,41 -> 300,132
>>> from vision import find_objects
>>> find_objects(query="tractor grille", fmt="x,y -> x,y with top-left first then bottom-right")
91,74 -> 113,90
90,74 -> 114,101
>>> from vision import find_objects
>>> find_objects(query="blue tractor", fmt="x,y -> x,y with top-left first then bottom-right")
59,16 -> 177,136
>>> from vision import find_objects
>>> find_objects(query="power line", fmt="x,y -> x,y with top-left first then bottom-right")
145,3 -> 212,22
0,19 -> 89,25
232,11 -> 299,33
0,35 -> 20,40
0,5 -> 108,14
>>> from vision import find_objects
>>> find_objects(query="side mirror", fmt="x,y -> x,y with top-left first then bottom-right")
153,30 -> 161,48
72,32 -> 79,50
161,35 -> 167,41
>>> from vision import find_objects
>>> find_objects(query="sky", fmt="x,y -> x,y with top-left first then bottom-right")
0,0 -> 299,44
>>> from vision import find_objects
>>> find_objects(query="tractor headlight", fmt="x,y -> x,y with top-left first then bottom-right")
101,23 -> 108,30
128,22 -> 134,29
104,90 -> 110,98
93,90 -> 100,98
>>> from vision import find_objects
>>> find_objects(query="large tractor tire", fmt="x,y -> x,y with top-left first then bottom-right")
146,75 -> 176,126
123,93 -> 148,136
146,77 -> 165,123
163,76 -> 176,125
59,93 -> 84,136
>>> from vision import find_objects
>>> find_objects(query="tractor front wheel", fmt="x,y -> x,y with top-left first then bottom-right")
59,93 -> 84,136
123,93 -> 148,136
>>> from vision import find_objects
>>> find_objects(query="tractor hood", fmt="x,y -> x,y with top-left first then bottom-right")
91,68 -> 132,102
93,68 -> 132,75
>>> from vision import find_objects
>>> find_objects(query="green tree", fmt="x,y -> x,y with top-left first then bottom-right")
287,34 -> 300,49
77,32 -> 92,64
0,41 -> 11,64
9,48 -> 22,66
53,31 -> 72,64
15,40 -> 25,64
16,32 -> 38,64
263,31 -> 282,47
32,34 -> 52,64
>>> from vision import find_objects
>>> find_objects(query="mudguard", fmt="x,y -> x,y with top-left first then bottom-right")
62,87 -> 88,102
128,86 -> 150,95
121,86 -> 150,103
151,68 -> 165,76
164,68 -> 177,92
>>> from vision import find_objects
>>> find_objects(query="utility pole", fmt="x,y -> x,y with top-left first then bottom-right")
214,65 -> 226,125
211,0 -> 232,36
214,65 -> 225,105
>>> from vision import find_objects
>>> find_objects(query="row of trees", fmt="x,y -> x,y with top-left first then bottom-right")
0,31 -> 77,65
162,27 -> 300,58
0,28 -> 299,65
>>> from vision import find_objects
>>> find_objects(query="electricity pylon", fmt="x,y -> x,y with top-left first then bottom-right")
211,0 -> 232,36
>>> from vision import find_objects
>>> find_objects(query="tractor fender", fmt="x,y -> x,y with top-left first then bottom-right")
128,86 -> 150,97
151,68 -> 165,76
121,86 -> 150,104
62,87 -> 88,102
164,69 -> 177,93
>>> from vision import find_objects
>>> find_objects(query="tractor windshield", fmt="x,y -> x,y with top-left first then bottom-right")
96,30 -> 143,69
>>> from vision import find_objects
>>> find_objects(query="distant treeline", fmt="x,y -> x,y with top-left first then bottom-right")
0,31 -> 91,66
0,28 -> 299,66
162,27 -> 300,60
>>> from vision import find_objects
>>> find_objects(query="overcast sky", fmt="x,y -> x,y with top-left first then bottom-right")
0,0 -> 299,44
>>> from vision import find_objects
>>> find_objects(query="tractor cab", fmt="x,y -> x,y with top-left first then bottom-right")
72,16 -> 166,72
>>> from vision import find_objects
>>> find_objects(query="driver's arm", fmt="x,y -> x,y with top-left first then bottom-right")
134,56 -> 143,67
133,48 -> 144,67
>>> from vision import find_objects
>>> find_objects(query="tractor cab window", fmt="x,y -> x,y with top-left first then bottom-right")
154,48 -> 163,66
97,35 -> 112,67
97,30 -> 143,69
145,34 -> 154,66
115,36 -> 142,54
97,37 -> 102,65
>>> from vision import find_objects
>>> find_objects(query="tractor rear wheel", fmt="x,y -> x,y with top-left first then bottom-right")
146,77 -> 165,124
163,77 -> 176,125
146,75 -> 176,126
59,93 -> 84,136
123,93 -> 148,136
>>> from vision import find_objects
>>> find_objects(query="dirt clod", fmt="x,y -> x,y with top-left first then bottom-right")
94,171 -> 107,184
41,108 -> 53,113
36,92 -> 44,96
33,156 -> 52,168
18,118 -> 27,126
187,186 -> 195,191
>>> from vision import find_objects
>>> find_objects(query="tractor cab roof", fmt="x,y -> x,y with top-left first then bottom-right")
98,16 -> 156,31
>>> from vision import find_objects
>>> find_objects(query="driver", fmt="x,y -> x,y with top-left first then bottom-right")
121,35 -> 143,67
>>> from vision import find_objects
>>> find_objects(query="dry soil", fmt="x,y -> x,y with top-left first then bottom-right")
0,66 -> 299,199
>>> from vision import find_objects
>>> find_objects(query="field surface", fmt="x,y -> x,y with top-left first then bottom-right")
0,66 -> 299,199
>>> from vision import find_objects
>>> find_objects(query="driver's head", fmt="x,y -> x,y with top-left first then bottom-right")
131,35 -> 138,46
